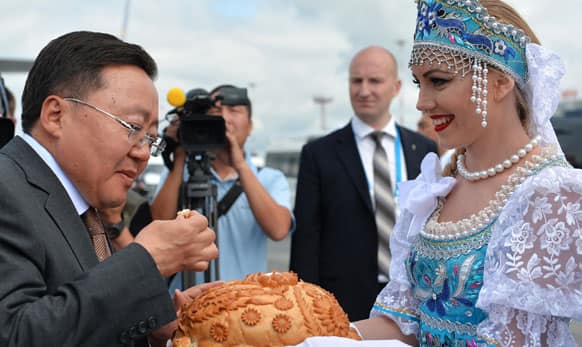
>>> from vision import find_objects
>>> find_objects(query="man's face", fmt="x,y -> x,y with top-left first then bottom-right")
349,49 -> 400,127
208,94 -> 252,148
55,65 -> 158,209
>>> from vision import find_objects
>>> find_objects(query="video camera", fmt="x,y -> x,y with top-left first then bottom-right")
165,86 -> 250,153
164,85 -> 251,285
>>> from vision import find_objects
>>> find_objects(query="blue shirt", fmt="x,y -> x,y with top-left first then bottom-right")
155,155 -> 294,281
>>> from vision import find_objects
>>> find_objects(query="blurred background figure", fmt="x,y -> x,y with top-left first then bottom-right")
98,188 -> 153,251
0,77 -> 15,147
290,46 -> 437,321
3,87 -> 16,123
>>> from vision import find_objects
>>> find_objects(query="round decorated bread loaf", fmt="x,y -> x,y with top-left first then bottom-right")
171,271 -> 360,347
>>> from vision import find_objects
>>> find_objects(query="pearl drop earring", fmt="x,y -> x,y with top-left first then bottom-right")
471,59 -> 489,128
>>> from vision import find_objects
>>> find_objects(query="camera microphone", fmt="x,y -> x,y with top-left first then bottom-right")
167,87 -> 187,108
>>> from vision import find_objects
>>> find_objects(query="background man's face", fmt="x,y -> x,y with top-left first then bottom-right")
211,99 -> 252,148
209,91 -> 252,148
349,49 -> 400,126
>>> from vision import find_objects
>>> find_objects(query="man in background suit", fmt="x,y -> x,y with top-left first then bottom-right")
0,31 -> 218,346
290,46 -> 437,321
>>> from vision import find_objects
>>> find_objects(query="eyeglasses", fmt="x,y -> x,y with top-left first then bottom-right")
64,97 -> 166,156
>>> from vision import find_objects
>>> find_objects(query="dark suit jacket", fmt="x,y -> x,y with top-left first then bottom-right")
290,121 -> 437,321
0,137 -> 175,346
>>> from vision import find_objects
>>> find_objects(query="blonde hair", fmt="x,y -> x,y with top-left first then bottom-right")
442,0 -> 540,177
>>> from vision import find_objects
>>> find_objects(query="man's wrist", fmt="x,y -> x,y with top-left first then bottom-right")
234,159 -> 250,174
104,216 -> 125,240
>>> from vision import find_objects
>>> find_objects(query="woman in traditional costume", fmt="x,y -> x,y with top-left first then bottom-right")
294,1 -> 580,345
348,0 -> 582,345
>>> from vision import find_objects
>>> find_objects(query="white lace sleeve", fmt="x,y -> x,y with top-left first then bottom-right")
370,208 -> 420,336
476,166 -> 582,346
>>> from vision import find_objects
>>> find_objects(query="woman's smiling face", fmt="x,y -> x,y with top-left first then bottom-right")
412,61 -> 486,150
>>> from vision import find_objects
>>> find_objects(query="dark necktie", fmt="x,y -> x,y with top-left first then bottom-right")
372,131 -> 396,279
82,208 -> 111,262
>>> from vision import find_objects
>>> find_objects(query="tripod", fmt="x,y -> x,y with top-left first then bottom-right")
180,151 -> 219,289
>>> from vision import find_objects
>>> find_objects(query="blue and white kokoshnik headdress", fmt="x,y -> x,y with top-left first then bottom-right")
409,0 -> 567,153
410,0 -> 531,128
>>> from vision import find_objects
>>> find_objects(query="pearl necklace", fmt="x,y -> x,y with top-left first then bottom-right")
457,136 -> 541,181
422,145 -> 563,241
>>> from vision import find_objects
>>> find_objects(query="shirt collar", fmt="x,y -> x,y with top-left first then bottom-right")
21,134 -> 89,215
351,114 -> 398,140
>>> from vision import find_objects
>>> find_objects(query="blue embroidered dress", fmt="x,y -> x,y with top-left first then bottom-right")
404,217 -> 492,346
371,148 -> 581,347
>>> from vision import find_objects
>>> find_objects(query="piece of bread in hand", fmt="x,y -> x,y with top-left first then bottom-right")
171,271 -> 360,347
177,209 -> 194,219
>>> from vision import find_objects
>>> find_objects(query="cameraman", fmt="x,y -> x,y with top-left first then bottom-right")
151,85 -> 294,281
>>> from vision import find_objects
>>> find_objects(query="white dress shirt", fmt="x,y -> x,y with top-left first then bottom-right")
351,115 -> 407,208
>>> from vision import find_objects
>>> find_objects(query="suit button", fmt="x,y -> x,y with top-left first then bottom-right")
119,331 -> 130,344
147,316 -> 157,329
138,320 -> 147,334
129,326 -> 138,338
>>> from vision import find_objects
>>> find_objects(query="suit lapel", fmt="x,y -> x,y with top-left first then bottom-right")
45,194 -> 99,270
1,137 -> 98,270
334,123 -> 374,215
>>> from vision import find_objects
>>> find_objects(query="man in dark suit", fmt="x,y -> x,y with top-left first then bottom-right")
290,46 -> 437,321
0,31 -> 218,346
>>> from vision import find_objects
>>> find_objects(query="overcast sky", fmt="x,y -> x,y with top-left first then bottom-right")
1,0 -> 580,155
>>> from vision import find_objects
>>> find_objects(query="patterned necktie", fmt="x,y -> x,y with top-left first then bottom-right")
82,208 -> 112,262
372,131 -> 396,279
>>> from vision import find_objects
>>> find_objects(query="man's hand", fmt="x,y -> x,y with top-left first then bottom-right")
162,119 -> 186,171
164,119 -> 180,142
164,119 -> 186,172
150,282 -> 224,344
224,120 -> 246,171
134,212 -> 218,277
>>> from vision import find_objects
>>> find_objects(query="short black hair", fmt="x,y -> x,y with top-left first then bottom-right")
21,31 -> 157,133
209,84 -> 252,119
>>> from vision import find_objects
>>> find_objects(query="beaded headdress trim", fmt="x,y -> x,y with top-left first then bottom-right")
410,0 -> 530,86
